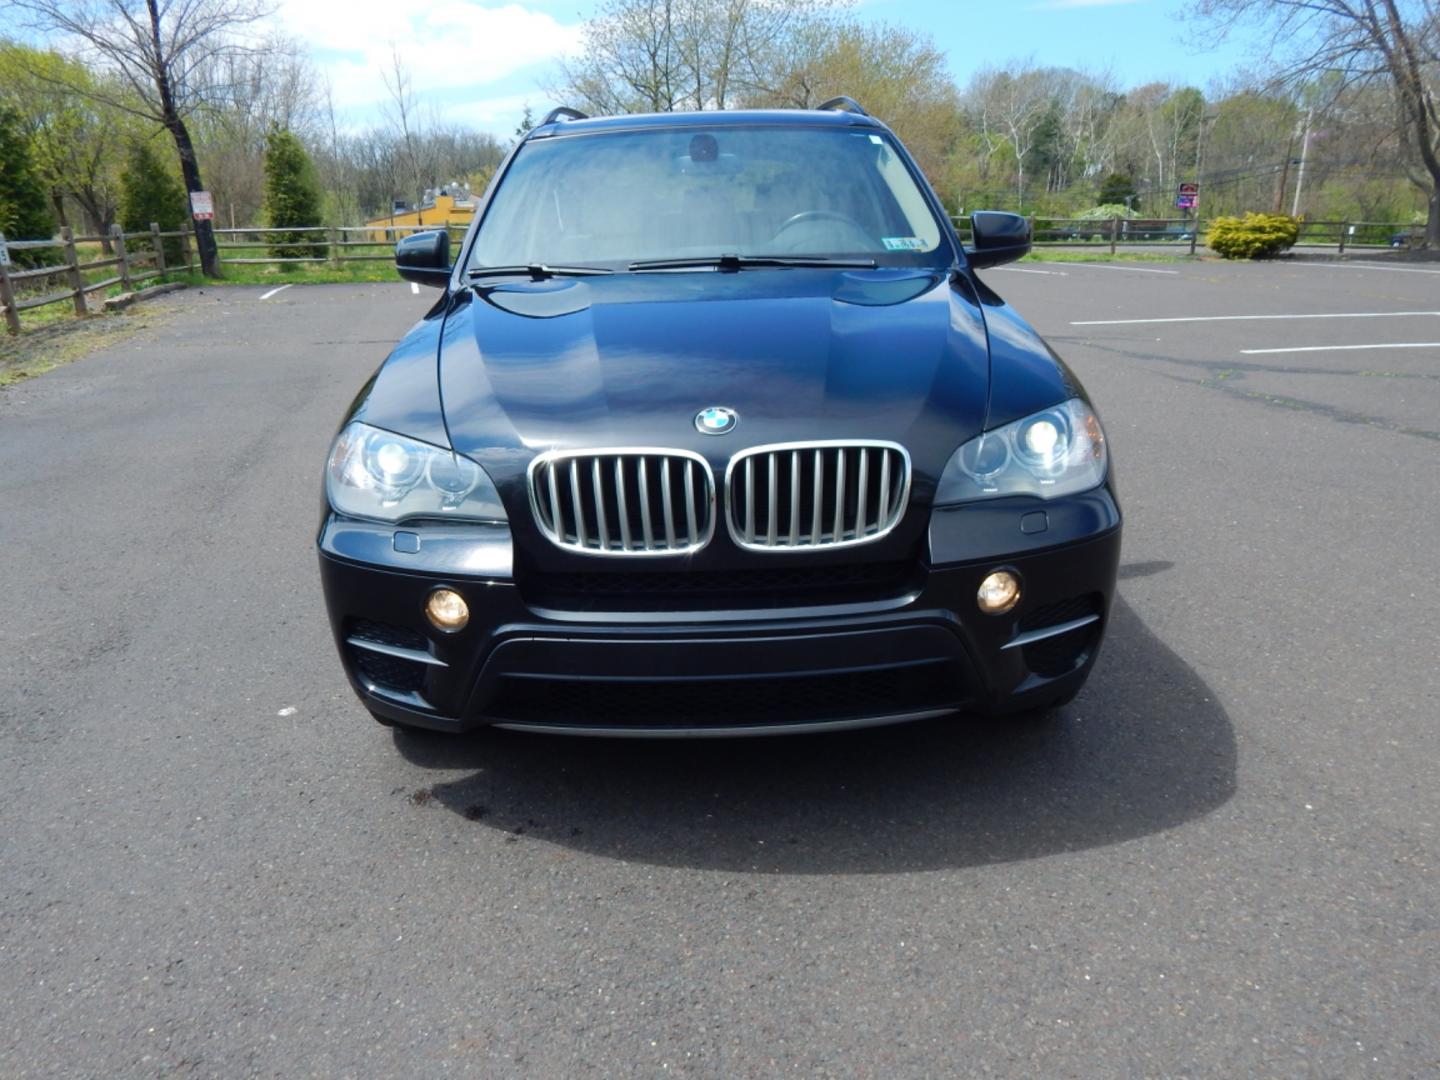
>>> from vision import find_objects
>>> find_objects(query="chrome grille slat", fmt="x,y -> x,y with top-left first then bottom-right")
789,450 -> 801,546
811,450 -> 823,546
614,458 -> 632,551
638,456 -> 654,549
878,450 -> 892,526
592,458 -> 609,550
744,457 -> 755,544
530,449 -> 716,557
569,459 -> 587,549
684,461 -> 698,545
766,452 -> 778,547
660,459 -> 677,549
724,440 -> 910,553
855,448 -> 869,539
546,461 -> 564,540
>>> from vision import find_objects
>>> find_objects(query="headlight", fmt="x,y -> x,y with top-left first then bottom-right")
935,398 -> 1106,504
325,422 -> 507,523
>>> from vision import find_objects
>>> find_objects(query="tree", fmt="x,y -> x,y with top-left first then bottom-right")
1193,0 -> 1440,248
1099,172 -> 1138,205
556,0 -> 835,114
753,21 -> 963,183
263,126 -> 324,260
513,105 -> 535,145
0,105 -> 57,254
187,38 -> 320,230
964,65 -> 1059,208
1025,103 -> 1068,193
0,43 -> 136,242
119,137 -> 186,262
4,0 -> 277,276
380,45 -> 427,212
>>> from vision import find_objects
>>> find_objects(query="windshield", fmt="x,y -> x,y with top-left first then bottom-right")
469,124 -> 950,270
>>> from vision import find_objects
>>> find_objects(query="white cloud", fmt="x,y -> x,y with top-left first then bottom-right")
276,0 -> 583,111
441,92 -> 547,126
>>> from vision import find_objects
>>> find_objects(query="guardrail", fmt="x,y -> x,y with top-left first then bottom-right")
211,224 -> 470,265
1,222 -> 466,334
6,216 -> 1424,335
1,223 -> 194,335
951,216 -> 1420,255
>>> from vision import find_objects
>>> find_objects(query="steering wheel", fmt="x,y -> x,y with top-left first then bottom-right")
774,210 -> 867,236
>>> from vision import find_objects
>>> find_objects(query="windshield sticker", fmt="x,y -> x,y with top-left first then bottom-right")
882,237 -> 927,251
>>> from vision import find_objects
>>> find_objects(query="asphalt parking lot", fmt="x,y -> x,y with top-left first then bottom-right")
2,259 -> 1437,1076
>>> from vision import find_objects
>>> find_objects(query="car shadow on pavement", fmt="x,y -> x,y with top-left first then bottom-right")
395,595 -> 1234,873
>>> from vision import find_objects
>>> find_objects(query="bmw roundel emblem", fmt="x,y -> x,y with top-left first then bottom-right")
695,406 -> 738,435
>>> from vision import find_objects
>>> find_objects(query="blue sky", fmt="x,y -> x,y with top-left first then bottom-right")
280,0 -> 1252,138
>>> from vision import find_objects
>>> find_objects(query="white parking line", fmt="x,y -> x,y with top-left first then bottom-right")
995,267 -> 1068,276
258,284 -> 293,301
1073,311 -> 1440,326
411,282 -> 420,294
1240,342 -> 1440,355
1059,263 -> 1180,275
1296,262 -> 1440,276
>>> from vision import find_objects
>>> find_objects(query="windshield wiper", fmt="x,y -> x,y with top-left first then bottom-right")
467,264 -> 614,281
628,254 -> 877,272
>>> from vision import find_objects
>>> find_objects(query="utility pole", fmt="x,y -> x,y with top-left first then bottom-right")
1291,108 -> 1314,218
1191,111 -> 1219,254
1274,110 -> 1305,213
1274,157 -> 1292,213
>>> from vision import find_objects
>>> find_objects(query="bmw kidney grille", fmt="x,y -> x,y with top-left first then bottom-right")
529,449 -> 717,556
725,441 -> 910,551
530,442 -> 909,556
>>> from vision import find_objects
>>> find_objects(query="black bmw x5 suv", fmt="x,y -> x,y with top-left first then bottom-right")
318,99 -> 1122,737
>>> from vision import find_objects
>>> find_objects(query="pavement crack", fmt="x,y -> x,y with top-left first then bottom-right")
1174,372 -> 1440,442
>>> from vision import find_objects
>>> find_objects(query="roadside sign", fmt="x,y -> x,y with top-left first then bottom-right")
190,191 -> 214,221
0,231 -> 10,267
1175,181 -> 1199,209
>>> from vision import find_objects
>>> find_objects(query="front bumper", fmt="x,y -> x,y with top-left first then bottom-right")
317,489 -> 1121,736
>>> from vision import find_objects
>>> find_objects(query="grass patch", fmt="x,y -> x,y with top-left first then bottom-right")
195,257 -> 399,286
1022,250 -> 1191,264
0,301 -> 182,387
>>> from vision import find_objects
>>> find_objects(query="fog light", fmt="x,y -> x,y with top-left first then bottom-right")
425,588 -> 469,631
977,570 -> 1021,615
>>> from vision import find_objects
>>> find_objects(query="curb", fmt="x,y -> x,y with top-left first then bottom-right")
103,281 -> 188,312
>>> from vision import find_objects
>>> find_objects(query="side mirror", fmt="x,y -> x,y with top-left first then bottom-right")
964,211 -> 1031,270
395,229 -> 452,287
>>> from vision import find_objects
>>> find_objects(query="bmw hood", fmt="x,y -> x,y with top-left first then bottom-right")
438,269 -> 993,483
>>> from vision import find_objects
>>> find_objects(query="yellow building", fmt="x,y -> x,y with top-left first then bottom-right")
365,186 -> 478,241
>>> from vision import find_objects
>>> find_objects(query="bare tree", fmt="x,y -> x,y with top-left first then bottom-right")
555,0 -> 837,115
380,45 -> 428,212
4,0 -> 276,275
751,20 -> 960,180
965,65 -> 1057,208
1194,0 -> 1440,246
189,38 -> 320,228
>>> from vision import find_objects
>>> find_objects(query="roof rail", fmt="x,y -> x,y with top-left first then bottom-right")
539,107 -> 589,126
817,96 -> 869,117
